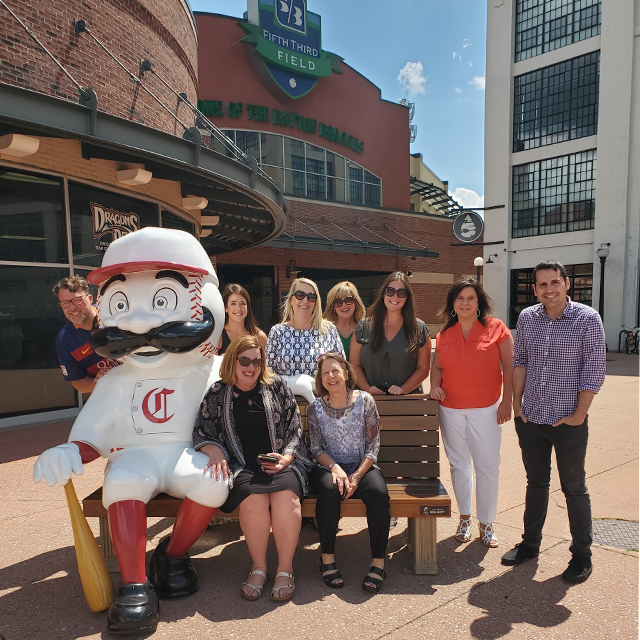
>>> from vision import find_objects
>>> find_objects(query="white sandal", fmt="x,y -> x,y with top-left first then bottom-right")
241,569 -> 267,601
479,522 -> 499,548
271,571 -> 295,603
455,516 -> 473,543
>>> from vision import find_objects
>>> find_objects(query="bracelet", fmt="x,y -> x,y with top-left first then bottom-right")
328,461 -> 336,470
353,472 -> 361,481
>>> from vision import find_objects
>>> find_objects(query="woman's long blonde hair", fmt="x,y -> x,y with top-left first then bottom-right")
323,281 -> 366,324
282,277 -> 332,335
219,335 -> 275,386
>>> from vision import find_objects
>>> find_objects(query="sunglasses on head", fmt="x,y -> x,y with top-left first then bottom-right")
333,296 -> 355,307
385,286 -> 408,299
293,290 -> 318,301
237,356 -> 263,368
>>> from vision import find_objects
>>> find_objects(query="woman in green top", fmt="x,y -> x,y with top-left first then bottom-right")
323,282 -> 366,360
350,271 -> 431,395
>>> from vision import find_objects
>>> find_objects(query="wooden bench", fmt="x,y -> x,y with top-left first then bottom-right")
83,394 -> 450,574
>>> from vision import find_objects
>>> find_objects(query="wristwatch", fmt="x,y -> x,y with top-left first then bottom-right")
328,461 -> 336,470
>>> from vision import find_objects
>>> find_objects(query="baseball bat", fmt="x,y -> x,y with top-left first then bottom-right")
63,479 -> 115,612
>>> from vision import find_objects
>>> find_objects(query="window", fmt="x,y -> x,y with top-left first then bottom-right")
515,0 -> 601,62
513,51 -> 599,152
162,210 -> 196,236
512,149 -> 596,237
226,130 -> 381,207
509,263 -> 593,327
0,168 -> 67,264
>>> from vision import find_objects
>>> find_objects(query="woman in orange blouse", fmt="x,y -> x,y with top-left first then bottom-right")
430,277 -> 513,547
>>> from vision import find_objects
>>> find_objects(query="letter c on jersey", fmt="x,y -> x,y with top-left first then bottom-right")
142,388 -> 175,423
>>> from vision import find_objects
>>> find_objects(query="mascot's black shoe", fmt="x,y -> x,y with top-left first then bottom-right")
107,582 -> 159,635
148,535 -> 198,599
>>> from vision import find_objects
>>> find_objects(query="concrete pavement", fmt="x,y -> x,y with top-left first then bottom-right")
0,353 -> 637,639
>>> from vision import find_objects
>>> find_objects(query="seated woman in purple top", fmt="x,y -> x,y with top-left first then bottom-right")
308,352 -> 390,594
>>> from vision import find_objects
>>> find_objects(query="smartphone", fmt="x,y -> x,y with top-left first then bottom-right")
257,454 -> 278,464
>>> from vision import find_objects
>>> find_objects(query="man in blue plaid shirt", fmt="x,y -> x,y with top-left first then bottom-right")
501,260 -> 606,583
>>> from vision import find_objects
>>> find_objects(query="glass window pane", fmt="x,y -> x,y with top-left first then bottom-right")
261,133 -> 283,168
236,131 -> 260,161
0,265 -> 77,416
68,183 -> 159,268
161,210 -> 195,236
284,137 -> 305,170
0,168 -> 67,263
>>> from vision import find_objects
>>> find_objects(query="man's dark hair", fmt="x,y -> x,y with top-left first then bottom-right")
53,275 -> 90,296
533,260 -> 568,284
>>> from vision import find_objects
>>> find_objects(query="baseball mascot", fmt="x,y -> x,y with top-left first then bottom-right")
33,228 -> 229,635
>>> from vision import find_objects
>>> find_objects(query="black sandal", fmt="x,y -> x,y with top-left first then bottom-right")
362,566 -> 386,593
319,559 -> 344,588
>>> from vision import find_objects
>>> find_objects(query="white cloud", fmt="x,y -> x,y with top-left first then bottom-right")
467,60 -> 473,67
452,51 -> 456,59
455,87 -> 462,94
470,75 -> 485,90
451,187 -> 484,210
463,39 -> 471,48
397,61 -> 426,97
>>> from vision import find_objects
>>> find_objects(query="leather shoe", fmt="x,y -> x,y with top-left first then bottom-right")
501,542 -> 539,566
107,582 -> 159,635
148,535 -> 198,599
562,556 -> 593,583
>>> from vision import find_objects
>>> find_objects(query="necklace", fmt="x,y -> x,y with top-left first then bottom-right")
327,389 -> 350,409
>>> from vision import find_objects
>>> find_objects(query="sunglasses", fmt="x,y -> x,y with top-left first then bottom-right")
334,296 -> 355,307
384,286 -> 408,299
293,290 -> 318,302
237,356 -> 263,368
59,293 -> 90,309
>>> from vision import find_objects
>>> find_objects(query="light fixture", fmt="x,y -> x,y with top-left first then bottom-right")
596,243 -> 611,320
0,133 -> 40,157
486,253 -> 498,264
182,196 -> 208,210
116,168 -> 152,185
286,259 -> 301,279
473,256 -> 484,280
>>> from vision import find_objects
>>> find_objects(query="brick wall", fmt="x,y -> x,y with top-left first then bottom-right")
0,0 -> 198,135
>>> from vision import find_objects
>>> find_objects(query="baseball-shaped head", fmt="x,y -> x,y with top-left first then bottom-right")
88,227 -> 224,370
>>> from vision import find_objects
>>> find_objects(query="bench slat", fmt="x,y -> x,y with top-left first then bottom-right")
380,431 -> 439,446
378,446 -> 439,462
376,400 -> 438,416
378,461 -> 439,478
380,415 -> 440,430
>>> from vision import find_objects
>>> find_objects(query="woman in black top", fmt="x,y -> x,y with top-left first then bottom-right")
193,335 -> 309,603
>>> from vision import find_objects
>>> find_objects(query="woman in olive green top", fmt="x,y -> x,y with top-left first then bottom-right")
350,272 -> 431,395
323,282 -> 366,360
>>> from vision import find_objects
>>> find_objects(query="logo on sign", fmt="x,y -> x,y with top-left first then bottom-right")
91,202 -> 140,251
142,387 -> 175,424
238,0 -> 343,100
452,211 -> 484,243
276,0 -> 306,33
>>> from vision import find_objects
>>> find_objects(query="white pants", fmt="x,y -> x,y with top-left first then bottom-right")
102,443 -> 229,509
439,402 -> 502,524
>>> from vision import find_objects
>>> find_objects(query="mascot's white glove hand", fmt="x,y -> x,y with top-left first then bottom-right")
283,374 -> 316,404
33,442 -> 84,487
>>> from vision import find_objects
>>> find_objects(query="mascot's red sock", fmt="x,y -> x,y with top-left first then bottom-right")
108,500 -> 147,584
166,498 -> 216,558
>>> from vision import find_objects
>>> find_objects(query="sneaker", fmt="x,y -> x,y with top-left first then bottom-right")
501,542 -> 539,566
562,556 -> 593,583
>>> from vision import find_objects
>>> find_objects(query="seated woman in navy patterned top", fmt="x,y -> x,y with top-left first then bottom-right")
266,278 -> 344,402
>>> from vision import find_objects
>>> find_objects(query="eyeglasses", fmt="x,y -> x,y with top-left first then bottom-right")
333,296 -> 355,307
293,290 -> 318,302
237,356 -> 263,368
384,286 -> 407,299
59,293 -> 90,309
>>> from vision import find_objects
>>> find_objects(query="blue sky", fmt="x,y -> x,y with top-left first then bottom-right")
189,1 -> 487,206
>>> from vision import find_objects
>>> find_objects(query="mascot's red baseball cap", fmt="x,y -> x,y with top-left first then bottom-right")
87,227 -> 217,286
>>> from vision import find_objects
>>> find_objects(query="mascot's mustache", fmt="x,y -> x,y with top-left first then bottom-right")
90,307 -> 215,358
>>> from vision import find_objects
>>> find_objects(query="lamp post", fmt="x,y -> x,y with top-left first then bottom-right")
595,243 -> 610,320
474,256 -> 484,282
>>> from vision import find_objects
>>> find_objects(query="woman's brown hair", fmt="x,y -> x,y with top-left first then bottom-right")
438,276 -> 495,333
221,283 -> 262,335
219,334 -> 275,386
314,352 -> 358,397
323,281 -> 366,324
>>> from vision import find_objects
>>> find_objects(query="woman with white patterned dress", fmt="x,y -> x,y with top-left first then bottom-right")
266,278 -> 344,402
